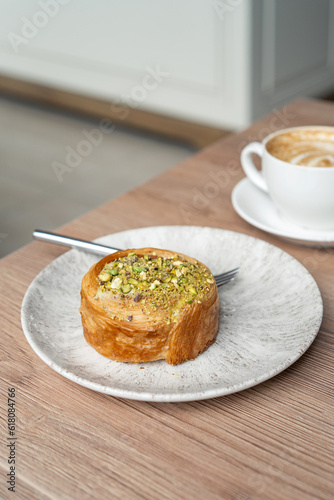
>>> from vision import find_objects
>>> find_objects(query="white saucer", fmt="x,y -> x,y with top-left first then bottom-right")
232,178 -> 334,247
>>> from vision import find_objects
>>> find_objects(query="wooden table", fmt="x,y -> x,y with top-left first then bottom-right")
1,98 -> 333,500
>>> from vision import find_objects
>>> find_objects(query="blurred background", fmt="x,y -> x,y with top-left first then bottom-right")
1,0 -> 334,257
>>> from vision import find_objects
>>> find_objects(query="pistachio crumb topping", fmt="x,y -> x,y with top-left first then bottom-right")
96,251 -> 214,321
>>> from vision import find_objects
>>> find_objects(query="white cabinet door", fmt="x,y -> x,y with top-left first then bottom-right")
0,0 -> 251,129
0,0 -> 333,129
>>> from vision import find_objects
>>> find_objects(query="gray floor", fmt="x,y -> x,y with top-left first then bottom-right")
0,96 -> 194,258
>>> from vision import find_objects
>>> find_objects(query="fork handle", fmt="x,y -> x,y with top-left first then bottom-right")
33,230 -> 121,256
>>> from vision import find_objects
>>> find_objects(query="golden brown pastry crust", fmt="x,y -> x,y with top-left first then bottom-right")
80,248 -> 219,365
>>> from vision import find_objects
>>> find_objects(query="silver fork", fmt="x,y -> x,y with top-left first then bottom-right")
33,230 -> 239,288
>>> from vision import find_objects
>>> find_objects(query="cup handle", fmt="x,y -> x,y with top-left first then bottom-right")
241,142 -> 268,193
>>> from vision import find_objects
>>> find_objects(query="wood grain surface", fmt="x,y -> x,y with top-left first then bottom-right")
1,98 -> 334,500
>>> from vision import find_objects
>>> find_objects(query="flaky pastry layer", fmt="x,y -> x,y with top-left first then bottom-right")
80,248 -> 219,365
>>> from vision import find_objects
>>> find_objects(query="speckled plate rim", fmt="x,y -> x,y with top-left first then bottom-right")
21,226 -> 323,402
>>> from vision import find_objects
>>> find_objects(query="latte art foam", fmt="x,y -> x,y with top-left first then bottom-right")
266,129 -> 334,167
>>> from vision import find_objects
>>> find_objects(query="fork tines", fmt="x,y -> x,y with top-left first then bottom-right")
214,267 -> 239,288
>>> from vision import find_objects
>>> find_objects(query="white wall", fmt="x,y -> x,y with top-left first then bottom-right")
251,0 -> 334,120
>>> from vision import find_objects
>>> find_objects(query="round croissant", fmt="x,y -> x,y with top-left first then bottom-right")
80,248 -> 219,365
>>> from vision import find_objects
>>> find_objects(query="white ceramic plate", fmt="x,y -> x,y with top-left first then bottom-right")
21,226 -> 323,402
232,178 -> 334,247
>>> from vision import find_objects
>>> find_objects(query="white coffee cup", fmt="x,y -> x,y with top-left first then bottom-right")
240,126 -> 334,231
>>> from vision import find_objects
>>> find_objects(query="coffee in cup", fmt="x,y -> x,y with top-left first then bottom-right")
266,128 -> 334,168
240,126 -> 334,231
